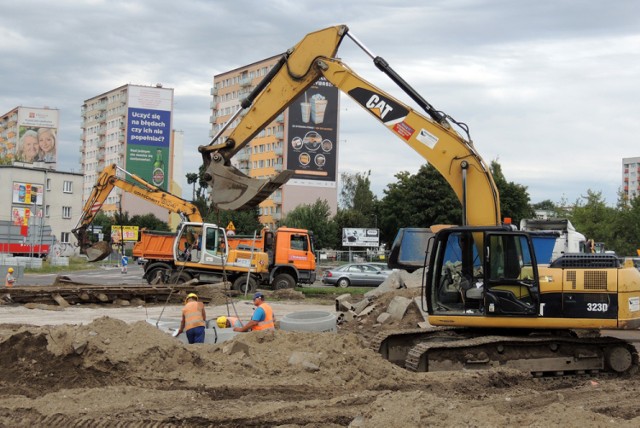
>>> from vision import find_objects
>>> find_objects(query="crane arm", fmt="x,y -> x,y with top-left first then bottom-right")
72,164 -> 202,261
201,25 -> 499,226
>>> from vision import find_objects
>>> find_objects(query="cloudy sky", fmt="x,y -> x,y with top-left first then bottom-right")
2,0 -> 639,207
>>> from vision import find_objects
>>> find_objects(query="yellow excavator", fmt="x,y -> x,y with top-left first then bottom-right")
72,164 -> 268,292
200,25 -> 640,375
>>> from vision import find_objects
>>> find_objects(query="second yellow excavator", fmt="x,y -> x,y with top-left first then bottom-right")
200,25 -> 640,375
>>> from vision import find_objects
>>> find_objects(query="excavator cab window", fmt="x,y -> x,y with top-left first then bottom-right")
429,229 -> 482,313
483,233 -> 538,316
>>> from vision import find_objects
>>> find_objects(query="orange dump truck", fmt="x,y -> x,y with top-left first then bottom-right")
134,227 -> 316,289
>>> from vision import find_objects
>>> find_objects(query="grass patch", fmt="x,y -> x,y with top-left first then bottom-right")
24,257 -> 96,274
295,286 -> 371,300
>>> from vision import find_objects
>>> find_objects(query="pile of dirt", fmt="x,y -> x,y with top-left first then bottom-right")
1,317 -> 640,426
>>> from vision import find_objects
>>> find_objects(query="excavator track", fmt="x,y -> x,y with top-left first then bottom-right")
375,329 -> 639,376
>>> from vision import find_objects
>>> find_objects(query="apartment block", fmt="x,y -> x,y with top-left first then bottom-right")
80,84 -> 179,223
211,56 -> 338,228
622,157 -> 640,200
0,106 -> 59,165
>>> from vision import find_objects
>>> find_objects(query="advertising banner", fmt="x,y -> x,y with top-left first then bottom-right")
12,182 -> 43,205
125,86 -> 173,191
111,225 -> 140,242
16,108 -> 59,163
286,78 -> 339,186
342,228 -> 380,247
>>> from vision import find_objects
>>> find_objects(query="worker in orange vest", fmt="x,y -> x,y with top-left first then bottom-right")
216,315 -> 243,329
177,293 -> 207,343
5,267 -> 16,288
233,292 -> 275,332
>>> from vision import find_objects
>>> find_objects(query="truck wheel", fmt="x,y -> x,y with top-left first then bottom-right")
169,272 -> 192,284
272,273 -> 296,290
146,267 -> 168,284
336,278 -> 350,288
232,275 -> 257,294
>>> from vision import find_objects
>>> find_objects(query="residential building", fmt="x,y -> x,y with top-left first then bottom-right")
622,157 -> 640,200
80,84 -> 179,224
0,106 -> 60,165
0,164 -> 83,252
211,56 -> 339,228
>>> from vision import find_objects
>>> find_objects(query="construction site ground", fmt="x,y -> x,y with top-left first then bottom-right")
1,269 -> 640,427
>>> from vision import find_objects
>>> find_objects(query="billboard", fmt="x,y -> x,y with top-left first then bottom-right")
286,78 -> 339,186
111,225 -> 140,242
342,228 -> 380,247
125,86 -> 173,191
16,108 -> 59,163
12,182 -> 43,205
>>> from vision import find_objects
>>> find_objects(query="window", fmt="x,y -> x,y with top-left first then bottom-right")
46,178 -> 51,191
62,206 -> 71,219
63,181 -> 73,193
61,232 -> 70,243
45,205 -> 50,218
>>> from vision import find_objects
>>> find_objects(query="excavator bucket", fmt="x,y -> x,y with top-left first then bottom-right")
84,241 -> 112,262
207,156 -> 294,210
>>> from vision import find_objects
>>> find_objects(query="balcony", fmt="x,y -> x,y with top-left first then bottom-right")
273,164 -> 283,172
274,146 -> 283,156
209,114 -> 216,124
272,193 -> 282,204
239,76 -> 252,87
272,212 -> 282,221
275,131 -> 284,140
210,87 -> 218,96
276,113 -> 284,122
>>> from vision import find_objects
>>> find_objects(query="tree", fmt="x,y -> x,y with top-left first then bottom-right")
281,199 -> 339,249
130,213 -> 170,232
490,160 -> 534,225
340,171 -> 377,215
378,164 -> 461,245
569,190 -> 616,251
186,172 -> 198,201
207,209 -> 262,235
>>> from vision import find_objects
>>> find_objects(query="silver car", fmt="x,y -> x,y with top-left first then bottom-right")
322,263 -> 391,288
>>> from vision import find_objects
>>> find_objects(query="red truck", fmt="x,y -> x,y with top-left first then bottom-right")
134,227 -> 316,289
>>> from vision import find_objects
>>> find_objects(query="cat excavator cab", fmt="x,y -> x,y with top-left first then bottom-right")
200,25 -> 640,375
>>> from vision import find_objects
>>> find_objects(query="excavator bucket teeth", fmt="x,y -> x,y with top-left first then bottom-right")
84,241 -> 112,262
207,158 -> 294,210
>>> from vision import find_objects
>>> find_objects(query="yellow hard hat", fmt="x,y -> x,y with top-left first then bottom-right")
8,267 -> 14,273
185,293 -> 198,303
216,316 -> 227,328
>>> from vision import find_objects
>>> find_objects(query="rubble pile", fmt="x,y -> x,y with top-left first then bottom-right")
335,268 -> 429,343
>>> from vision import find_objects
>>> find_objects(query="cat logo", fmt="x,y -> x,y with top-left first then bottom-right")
365,94 -> 394,120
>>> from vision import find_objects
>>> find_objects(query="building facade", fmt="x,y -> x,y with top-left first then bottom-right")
80,84 -> 179,223
210,56 -> 339,228
622,157 -> 640,200
0,165 -> 83,253
0,106 -> 60,165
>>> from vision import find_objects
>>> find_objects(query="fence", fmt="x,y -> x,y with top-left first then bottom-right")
317,250 -> 390,264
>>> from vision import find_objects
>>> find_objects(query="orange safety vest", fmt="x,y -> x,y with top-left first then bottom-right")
5,274 -> 15,288
252,302 -> 274,331
182,301 -> 205,331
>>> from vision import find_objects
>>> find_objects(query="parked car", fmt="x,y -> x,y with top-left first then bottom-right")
366,262 -> 393,271
322,263 -> 391,288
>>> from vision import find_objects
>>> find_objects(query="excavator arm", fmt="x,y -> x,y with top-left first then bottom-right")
200,24 -> 500,227
72,164 -> 203,262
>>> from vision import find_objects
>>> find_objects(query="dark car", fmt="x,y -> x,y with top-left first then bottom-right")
321,263 -> 391,288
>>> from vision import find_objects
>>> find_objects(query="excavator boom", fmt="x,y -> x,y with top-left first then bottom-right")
201,24 -> 499,226
73,164 -> 203,262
